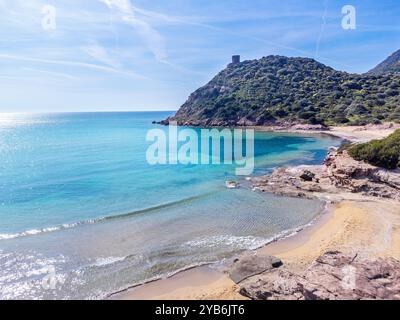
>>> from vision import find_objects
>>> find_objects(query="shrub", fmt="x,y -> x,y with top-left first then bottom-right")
348,129 -> 400,169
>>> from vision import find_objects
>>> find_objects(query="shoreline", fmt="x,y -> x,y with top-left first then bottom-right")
113,197 -> 400,300
111,123 -> 400,300
109,200 -> 332,300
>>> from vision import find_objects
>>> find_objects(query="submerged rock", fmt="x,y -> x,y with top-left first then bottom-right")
225,181 -> 239,189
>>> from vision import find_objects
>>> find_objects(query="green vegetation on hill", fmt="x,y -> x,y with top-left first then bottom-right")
169,55 -> 400,127
368,49 -> 400,75
348,129 -> 400,170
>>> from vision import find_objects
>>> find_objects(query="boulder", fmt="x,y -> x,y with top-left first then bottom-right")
300,170 -> 316,182
239,251 -> 400,300
229,254 -> 283,284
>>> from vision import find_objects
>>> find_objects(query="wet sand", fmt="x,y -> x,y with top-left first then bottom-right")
111,265 -> 245,300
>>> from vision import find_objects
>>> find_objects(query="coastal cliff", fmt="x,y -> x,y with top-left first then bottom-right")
163,50 -> 400,127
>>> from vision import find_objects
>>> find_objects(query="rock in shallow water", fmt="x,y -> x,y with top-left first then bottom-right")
238,251 -> 400,300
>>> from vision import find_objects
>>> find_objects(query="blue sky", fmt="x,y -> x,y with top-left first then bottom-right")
0,0 -> 399,112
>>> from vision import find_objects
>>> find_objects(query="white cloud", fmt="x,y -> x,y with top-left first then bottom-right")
22,67 -> 80,80
99,0 -> 168,61
0,53 -> 147,79
99,0 -> 133,14
82,43 -> 122,69
122,16 -> 167,61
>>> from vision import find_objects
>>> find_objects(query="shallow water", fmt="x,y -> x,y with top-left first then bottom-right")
0,112 -> 341,299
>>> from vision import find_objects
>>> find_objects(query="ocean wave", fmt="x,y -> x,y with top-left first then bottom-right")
185,235 -> 269,250
92,256 -> 126,267
0,193 -> 213,241
184,208 -> 327,252
0,220 -> 102,240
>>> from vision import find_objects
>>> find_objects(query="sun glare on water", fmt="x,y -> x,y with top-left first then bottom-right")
0,113 -> 26,127
0,113 -> 50,129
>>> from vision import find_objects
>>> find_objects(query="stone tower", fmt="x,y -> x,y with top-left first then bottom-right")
232,55 -> 240,64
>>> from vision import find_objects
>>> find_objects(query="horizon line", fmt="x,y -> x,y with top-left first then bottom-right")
0,110 -> 178,114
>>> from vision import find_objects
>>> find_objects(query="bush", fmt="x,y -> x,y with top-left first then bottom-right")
348,129 -> 400,169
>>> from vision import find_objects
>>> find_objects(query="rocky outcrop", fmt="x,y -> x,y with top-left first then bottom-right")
252,150 -> 400,201
158,118 -> 329,131
238,251 -> 400,300
277,124 -> 329,131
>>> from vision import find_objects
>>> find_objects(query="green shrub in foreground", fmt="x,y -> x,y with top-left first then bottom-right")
348,129 -> 400,169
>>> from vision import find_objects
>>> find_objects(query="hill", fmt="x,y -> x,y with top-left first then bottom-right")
164,54 -> 400,127
368,49 -> 400,75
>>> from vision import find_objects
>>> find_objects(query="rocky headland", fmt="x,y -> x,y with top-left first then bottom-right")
161,50 -> 400,128
251,148 -> 400,202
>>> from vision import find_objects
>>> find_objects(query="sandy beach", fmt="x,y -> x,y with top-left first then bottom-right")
251,123 -> 400,143
111,124 -> 400,300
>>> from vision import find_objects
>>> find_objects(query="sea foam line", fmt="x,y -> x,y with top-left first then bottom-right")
0,219 -> 103,240
0,193 -> 213,241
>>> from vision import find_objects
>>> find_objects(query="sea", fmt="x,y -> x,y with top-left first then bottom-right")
0,112 -> 341,299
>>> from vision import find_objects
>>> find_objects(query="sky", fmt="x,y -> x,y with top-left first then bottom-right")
0,0 -> 399,112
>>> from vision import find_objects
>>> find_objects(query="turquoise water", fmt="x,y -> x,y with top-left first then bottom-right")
0,112 -> 341,299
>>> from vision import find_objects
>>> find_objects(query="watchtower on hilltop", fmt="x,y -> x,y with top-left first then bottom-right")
228,55 -> 241,68
232,55 -> 240,64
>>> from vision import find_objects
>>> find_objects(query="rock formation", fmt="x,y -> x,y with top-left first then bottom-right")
252,149 -> 400,201
237,251 -> 400,300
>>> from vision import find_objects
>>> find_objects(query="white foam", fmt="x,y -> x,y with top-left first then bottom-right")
0,218 -> 105,240
92,256 -> 126,267
184,208 -> 326,252
185,235 -> 268,250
